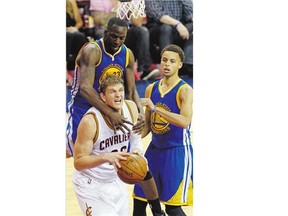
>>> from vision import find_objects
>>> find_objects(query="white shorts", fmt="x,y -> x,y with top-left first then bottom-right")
72,172 -> 129,216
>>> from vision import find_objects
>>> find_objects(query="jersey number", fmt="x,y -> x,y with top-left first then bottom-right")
111,146 -> 127,153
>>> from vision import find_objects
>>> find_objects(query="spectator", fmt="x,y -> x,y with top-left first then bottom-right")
90,0 -> 118,40
66,0 -> 88,84
124,4 -> 160,80
145,0 -> 193,78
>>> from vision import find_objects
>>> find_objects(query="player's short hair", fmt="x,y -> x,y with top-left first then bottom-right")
107,17 -> 129,30
99,76 -> 124,93
161,44 -> 185,62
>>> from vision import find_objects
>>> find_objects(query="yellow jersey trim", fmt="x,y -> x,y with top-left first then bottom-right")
176,83 -> 188,109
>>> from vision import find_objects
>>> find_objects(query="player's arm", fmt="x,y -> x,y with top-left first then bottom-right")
141,85 -> 193,128
74,114 -> 129,171
140,84 -> 153,138
125,48 -> 143,114
125,48 -> 145,134
77,43 -> 133,133
125,100 -> 143,154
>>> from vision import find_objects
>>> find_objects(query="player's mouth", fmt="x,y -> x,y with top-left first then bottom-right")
112,43 -> 120,50
114,99 -> 122,104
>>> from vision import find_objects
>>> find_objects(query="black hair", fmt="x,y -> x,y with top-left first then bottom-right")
107,17 -> 129,30
161,44 -> 185,62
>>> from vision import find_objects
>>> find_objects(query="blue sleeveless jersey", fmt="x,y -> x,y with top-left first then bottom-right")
149,79 -> 192,149
69,39 -> 129,110
66,39 -> 129,148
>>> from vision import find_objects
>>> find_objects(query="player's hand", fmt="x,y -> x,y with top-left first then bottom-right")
104,152 -> 130,172
132,148 -> 142,156
132,149 -> 147,164
108,111 -> 133,134
140,98 -> 155,112
132,113 -> 145,134
132,149 -> 148,172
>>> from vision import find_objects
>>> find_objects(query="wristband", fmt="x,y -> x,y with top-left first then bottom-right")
174,21 -> 181,28
152,105 -> 157,112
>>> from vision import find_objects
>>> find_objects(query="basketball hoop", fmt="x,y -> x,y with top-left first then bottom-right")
115,0 -> 146,20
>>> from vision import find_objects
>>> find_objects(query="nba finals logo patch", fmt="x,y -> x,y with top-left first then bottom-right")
99,64 -> 123,83
151,103 -> 171,134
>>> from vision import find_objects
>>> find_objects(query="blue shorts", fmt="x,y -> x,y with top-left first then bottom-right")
133,143 -> 193,206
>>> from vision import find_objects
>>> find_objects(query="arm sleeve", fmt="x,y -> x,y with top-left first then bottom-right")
182,0 -> 193,22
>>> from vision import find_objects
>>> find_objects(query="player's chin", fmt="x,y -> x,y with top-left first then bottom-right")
163,70 -> 171,75
112,102 -> 122,110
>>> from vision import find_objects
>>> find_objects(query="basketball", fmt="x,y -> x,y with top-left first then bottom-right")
117,153 -> 147,184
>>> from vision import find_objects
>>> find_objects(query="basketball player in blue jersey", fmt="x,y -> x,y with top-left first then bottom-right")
133,44 -> 193,216
72,76 -> 165,216
66,17 -> 144,158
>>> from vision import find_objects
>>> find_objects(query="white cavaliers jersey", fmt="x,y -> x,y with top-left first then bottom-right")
76,100 -> 143,182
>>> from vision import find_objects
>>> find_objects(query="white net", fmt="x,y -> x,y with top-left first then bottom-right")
115,0 -> 146,20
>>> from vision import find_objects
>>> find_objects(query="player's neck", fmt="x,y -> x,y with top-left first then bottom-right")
162,74 -> 180,88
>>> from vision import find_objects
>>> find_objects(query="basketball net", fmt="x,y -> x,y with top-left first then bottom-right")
115,0 -> 146,20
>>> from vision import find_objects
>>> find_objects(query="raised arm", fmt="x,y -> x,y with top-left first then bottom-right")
124,48 -> 143,114
125,48 -> 145,134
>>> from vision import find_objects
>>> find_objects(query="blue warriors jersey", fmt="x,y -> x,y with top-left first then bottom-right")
133,79 -> 193,205
69,39 -> 129,110
148,79 -> 192,149
66,39 -> 129,155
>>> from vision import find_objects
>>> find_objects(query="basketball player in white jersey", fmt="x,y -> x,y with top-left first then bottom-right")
72,76 -> 165,216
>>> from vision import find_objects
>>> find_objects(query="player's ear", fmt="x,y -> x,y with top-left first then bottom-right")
100,92 -> 106,102
178,62 -> 183,69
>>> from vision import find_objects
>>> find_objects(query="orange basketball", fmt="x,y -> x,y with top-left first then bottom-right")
117,153 -> 147,184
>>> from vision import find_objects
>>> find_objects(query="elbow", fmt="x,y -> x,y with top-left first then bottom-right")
74,159 -> 83,171
79,84 -> 90,97
180,120 -> 191,128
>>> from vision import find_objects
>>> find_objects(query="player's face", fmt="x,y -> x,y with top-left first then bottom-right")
101,83 -> 125,111
104,24 -> 127,53
160,51 -> 183,77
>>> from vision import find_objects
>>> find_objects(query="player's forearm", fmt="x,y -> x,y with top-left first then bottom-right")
141,123 -> 150,138
159,15 -> 180,26
131,90 -> 144,115
74,155 -> 107,171
141,111 -> 151,138
154,107 -> 191,128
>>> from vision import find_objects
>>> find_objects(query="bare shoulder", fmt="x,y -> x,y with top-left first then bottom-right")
127,47 -> 135,63
77,42 -> 100,65
125,100 -> 139,121
82,42 -> 100,54
80,113 -> 96,128
144,83 -> 155,97
181,83 -> 193,94
125,100 -> 138,113
179,84 -> 193,100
